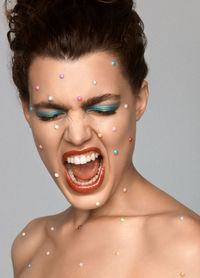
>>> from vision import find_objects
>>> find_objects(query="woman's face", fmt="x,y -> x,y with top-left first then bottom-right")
22,51 -> 148,210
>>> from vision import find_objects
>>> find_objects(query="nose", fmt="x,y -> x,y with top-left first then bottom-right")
63,112 -> 92,146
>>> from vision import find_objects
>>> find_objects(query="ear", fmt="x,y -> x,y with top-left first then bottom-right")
135,80 -> 149,122
19,94 -> 31,126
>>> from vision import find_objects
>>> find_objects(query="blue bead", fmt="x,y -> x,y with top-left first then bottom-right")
114,150 -> 118,155
27,263 -> 31,268
29,106 -> 33,111
111,61 -> 116,66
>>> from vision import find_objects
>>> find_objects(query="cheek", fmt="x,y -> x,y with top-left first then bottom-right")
30,120 -> 62,168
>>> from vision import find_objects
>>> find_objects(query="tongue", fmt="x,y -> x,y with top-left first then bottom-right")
71,158 -> 100,181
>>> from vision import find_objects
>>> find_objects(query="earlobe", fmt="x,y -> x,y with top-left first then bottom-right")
19,94 -> 31,126
135,80 -> 149,122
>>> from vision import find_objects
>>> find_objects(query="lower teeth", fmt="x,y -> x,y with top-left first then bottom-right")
66,158 -> 103,186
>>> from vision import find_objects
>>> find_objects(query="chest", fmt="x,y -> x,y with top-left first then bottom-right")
18,219 -> 176,278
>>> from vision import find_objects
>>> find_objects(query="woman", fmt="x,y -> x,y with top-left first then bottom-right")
5,0 -> 200,277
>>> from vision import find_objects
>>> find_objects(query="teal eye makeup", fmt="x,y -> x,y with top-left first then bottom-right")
35,110 -> 65,120
86,102 -> 120,114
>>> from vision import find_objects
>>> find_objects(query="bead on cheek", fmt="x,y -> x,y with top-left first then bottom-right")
124,104 -> 128,109
48,96 -> 53,101
114,150 -> 118,155
111,61 -> 116,66
112,127 -> 117,132
35,85 -> 40,91
39,144 -> 43,150
59,74 -> 64,79
93,80 -> 97,85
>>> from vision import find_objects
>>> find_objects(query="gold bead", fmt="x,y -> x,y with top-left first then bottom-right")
98,133 -> 102,138
120,217 -> 125,222
115,251 -> 120,256
180,272 -> 185,277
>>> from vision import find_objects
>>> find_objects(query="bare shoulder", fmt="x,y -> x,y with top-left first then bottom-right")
145,209 -> 200,277
11,209 -> 68,277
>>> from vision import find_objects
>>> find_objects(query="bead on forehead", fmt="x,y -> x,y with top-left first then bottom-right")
46,251 -> 50,256
54,124 -> 59,130
114,150 -> 118,155
50,226 -> 54,231
111,61 -> 116,66
124,104 -> 128,109
59,74 -> 64,79
180,216 -> 184,220
27,263 -> 31,268
123,187 -> 127,192
112,127 -> 117,132
35,85 -> 40,91
77,96 -> 82,101
93,80 -> 97,85
48,96 -> 53,101
79,262 -> 84,267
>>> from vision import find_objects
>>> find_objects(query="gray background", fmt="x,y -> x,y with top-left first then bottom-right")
1,0 -> 199,276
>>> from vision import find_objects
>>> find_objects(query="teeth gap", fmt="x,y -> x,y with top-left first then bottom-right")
66,157 -> 103,185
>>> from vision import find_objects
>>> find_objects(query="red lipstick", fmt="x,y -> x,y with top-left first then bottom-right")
62,147 -> 105,193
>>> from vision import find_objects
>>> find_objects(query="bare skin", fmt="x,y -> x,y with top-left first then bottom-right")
12,52 -> 200,277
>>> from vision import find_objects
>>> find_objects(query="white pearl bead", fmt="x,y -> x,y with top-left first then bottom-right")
96,201 -> 100,207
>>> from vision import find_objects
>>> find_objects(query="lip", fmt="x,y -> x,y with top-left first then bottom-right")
62,147 -> 105,194
62,147 -> 103,162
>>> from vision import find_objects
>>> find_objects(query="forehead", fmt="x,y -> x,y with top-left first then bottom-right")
28,51 -> 132,102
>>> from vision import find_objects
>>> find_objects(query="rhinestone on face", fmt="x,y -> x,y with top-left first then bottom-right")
180,272 -> 185,277
120,217 -> 125,222
48,96 -> 53,101
59,74 -> 64,79
22,232 -> 26,237
35,85 -> 40,91
77,96 -> 82,101
96,201 -> 100,207
123,188 -> 127,193
50,226 -> 54,231
129,137 -> 133,142
27,263 -> 31,268
180,216 -> 184,220
93,80 -> 97,85
114,150 -> 118,155
112,127 -> 117,132
115,251 -> 120,256
39,145 -> 43,150
54,124 -> 59,129
54,173 -> 59,178
29,106 -> 33,111
79,262 -> 84,267
124,104 -> 128,109
111,61 -> 116,66
98,133 -> 102,138
46,251 -> 50,256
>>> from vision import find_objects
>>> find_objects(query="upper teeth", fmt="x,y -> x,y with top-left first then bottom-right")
66,152 -> 100,165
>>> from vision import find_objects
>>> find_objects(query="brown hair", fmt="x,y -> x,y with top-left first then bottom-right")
5,0 -> 148,104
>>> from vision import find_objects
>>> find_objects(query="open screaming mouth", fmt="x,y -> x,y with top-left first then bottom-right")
62,149 -> 105,193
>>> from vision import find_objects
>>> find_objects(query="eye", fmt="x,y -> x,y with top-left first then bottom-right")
35,110 -> 66,121
86,103 -> 120,115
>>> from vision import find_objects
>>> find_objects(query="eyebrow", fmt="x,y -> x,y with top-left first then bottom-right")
33,94 -> 121,110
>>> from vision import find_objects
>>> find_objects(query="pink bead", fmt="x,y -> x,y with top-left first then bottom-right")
77,96 -> 82,101
123,188 -> 127,192
35,85 -> 39,91
112,127 -> 117,132
46,251 -> 50,256
39,145 -> 43,150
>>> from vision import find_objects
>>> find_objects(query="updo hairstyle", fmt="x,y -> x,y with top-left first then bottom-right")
5,0 -> 149,103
